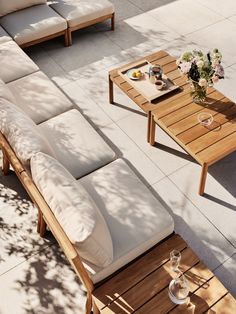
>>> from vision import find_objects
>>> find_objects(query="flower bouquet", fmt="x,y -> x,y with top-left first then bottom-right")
177,49 -> 224,103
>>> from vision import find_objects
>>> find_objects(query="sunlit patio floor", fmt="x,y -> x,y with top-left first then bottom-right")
1,0 -> 236,312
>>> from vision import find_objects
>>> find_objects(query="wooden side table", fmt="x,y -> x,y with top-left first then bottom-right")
93,234 -> 236,313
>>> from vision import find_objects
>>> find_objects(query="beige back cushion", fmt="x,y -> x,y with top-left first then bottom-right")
0,78 -> 15,103
31,152 -> 113,267
0,100 -> 53,169
0,0 -> 46,17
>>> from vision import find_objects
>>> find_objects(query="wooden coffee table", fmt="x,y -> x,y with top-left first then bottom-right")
109,51 -> 236,195
149,87 -> 236,195
93,234 -> 236,313
109,50 -> 188,142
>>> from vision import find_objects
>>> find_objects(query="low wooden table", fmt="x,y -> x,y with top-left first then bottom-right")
93,234 -> 236,313
109,51 -> 236,195
149,86 -> 236,195
108,50 -> 187,142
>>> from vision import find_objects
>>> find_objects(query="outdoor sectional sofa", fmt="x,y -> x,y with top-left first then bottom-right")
0,27 -> 175,313
0,0 -> 115,47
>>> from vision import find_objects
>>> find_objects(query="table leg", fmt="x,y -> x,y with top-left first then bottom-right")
108,74 -> 114,104
148,113 -> 156,145
199,163 -> 208,195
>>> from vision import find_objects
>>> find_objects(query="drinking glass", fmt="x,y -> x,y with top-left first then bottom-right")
170,249 -> 181,272
168,272 -> 189,304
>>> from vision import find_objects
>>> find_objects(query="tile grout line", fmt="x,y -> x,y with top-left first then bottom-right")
165,173 -> 236,250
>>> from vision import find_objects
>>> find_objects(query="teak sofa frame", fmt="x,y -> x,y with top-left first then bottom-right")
18,12 -> 115,48
0,132 -> 100,314
67,12 -> 115,46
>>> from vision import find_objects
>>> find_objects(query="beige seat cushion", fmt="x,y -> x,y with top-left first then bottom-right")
0,25 -> 11,43
0,0 -> 46,17
7,71 -> 73,124
0,78 -> 15,103
79,159 -> 174,283
38,109 -> 115,179
50,0 -> 114,28
0,41 -> 38,83
0,100 -> 53,169
31,152 -> 113,267
0,4 -> 67,46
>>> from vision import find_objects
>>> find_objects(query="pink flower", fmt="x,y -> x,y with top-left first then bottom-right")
179,61 -> 192,74
212,75 -> 219,83
214,64 -> 224,78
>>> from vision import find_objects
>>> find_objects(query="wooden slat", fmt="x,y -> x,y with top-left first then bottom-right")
180,277 -> 228,313
169,98 -> 235,136
109,50 -> 169,77
145,50 -> 169,63
178,103 -> 236,144
160,90 -> 224,127
209,293 -> 236,313
103,247 -> 199,313
93,234 -> 186,309
150,55 -> 176,67
187,117 -> 236,154
120,81 -> 133,91
136,261 -> 214,314
196,131 -> 236,164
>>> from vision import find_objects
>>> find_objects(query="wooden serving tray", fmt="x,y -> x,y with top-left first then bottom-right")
118,60 -> 180,102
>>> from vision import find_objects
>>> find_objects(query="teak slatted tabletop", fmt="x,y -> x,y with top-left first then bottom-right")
108,51 -> 236,195
93,234 -> 236,313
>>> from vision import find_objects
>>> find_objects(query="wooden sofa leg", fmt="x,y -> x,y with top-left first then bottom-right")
64,30 -> 69,47
92,298 -> 100,314
85,293 -> 93,314
67,29 -> 72,46
38,209 -> 47,237
111,13 -> 115,31
37,209 -> 42,234
2,150 -> 10,175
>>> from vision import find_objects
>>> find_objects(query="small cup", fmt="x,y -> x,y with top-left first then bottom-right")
155,80 -> 166,90
197,112 -> 213,126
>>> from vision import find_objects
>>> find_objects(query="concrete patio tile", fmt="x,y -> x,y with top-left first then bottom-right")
68,50 -> 133,81
214,253 -> 236,297
42,30 -> 123,73
105,13 -> 179,51
197,0 -> 236,18
0,172 -> 53,276
26,45 -> 72,87
0,244 -> 85,314
169,158 -> 236,247
128,0 -> 174,12
109,0 -> 143,21
152,177 -> 236,270
148,0 -> 223,36
185,19 -> 236,67
117,114 -> 190,176
100,122 -> 165,185
215,65 -> 236,102
229,14 -> 236,24
74,70 -> 144,123
61,81 -> 113,129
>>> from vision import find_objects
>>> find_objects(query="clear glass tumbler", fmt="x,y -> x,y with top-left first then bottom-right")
170,249 -> 181,272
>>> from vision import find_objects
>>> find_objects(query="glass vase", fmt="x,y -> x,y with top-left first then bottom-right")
190,81 -> 207,104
